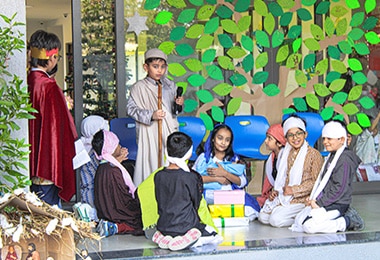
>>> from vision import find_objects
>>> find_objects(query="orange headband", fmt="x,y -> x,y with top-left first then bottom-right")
30,47 -> 59,60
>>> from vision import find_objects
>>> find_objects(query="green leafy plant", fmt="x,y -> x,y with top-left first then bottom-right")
0,13 -> 36,193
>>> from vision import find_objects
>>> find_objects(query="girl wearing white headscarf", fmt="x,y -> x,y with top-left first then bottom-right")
291,121 -> 363,233
259,115 -> 323,227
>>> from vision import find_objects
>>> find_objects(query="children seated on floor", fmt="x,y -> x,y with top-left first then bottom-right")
92,130 -> 143,237
192,124 -> 261,220
291,120 -> 364,233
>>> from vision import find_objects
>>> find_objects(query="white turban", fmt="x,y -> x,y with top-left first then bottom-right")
322,121 -> 347,139
283,116 -> 306,136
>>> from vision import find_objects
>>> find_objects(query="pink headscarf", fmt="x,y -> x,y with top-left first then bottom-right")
267,124 -> 286,146
95,130 -> 136,197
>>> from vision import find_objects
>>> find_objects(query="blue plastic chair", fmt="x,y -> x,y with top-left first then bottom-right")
178,116 -> 206,161
225,115 -> 270,160
282,112 -> 324,147
110,117 -> 137,161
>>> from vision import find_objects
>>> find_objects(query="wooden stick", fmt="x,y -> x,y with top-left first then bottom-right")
157,81 -> 163,168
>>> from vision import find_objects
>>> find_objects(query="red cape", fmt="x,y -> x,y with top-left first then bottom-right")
28,70 -> 78,202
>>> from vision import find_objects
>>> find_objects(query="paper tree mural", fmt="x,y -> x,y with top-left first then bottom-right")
144,0 -> 380,135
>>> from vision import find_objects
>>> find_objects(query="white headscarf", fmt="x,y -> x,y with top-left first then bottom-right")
80,115 -> 109,152
164,146 -> 193,172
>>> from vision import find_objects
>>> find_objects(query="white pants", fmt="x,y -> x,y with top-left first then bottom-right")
302,207 -> 347,233
259,203 -> 305,227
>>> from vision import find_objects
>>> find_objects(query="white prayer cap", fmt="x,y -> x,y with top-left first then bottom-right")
283,116 -> 306,135
322,121 -> 347,139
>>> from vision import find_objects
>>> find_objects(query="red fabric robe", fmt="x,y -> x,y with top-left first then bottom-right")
28,70 -> 78,202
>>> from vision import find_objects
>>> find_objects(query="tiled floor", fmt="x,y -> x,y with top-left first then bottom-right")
77,194 -> 380,259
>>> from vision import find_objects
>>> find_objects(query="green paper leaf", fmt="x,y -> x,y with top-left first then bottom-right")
348,85 -> 362,101
254,0 -> 269,17
326,71 -> 341,83
167,0 -> 186,8
197,5 -> 216,20
283,108 -> 297,114
316,1 -> 330,14
303,53 -> 315,70
297,8 -> 312,21
277,0 -> 295,9
168,63 -> 187,77
158,41 -> 176,54
293,97 -> 308,112
207,64 -> 224,80
359,96 -> 375,109
272,30 -> 285,48
276,45 -> 289,63
352,71 -> 367,85
200,112 -> 214,130
332,92 -> 348,105
357,113 -> 371,128
333,114 -> 345,122
343,103 -> 359,115
188,74 -> 206,87
338,41 -> 352,55
350,12 -> 365,27
336,18 -> 348,36
331,60 -> 347,74
310,24 -> 324,41
221,19 -> 239,34
230,73 -> 247,86
184,58 -> 203,72
242,54 -> 254,72
184,99 -> 198,113
365,0 -> 376,14
331,5 -> 348,18
189,0 -> 204,6
320,106 -> 334,120
315,59 -> 328,75
204,17 -> 220,34
256,52 -> 268,69
176,43 -> 194,56
241,35 -> 253,52
202,49 -> 216,63
196,35 -> 214,50
314,83 -> 331,97
227,97 -> 242,115
213,83 -> 233,96
155,11 -> 173,25
216,5 -> 233,19
286,53 -> 302,69
347,122 -> 362,135
348,28 -> 364,41
218,34 -> 234,48
170,27 -> 186,41
363,16 -> 378,30
186,24 -> 204,39
211,106 -> 225,123
295,70 -> 308,86
348,58 -> 363,72
144,0 -> 160,10
252,71 -> 269,84
263,83 -> 280,96
235,0 -> 250,12
306,93 -> 320,110
237,16 -> 251,32
288,25 -> 302,39
177,9 -> 196,24
302,0 -> 316,6
365,31 -> 380,45
329,78 -> 347,92
304,38 -> 320,51
227,46 -> 247,59
325,17 -> 335,37
346,0 -> 360,9
328,45 -> 341,60
218,56 -> 235,70
280,12 -> 293,27
196,89 -> 213,103
264,13 -> 275,35
354,42 -> 370,55
292,38 -> 302,53
268,2 -> 284,17
255,30 -> 270,48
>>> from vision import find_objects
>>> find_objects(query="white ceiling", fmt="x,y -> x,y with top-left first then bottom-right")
26,0 -> 71,22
